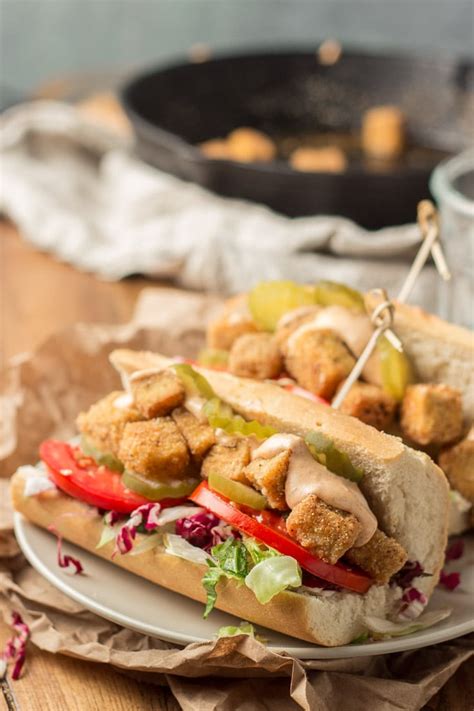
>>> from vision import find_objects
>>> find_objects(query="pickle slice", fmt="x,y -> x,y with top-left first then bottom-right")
122,470 -> 199,501
248,281 -> 317,331
203,397 -> 277,440
173,363 -> 216,400
377,335 -> 414,401
197,348 -> 229,368
208,471 -> 267,510
313,281 -> 365,312
304,431 -> 364,483
80,436 -> 124,472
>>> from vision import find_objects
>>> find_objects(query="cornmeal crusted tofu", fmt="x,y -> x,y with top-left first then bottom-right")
119,418 -> 189,481
338,381 -> 397,430
172,407 -> 216,462
284,328 -> 356,400
206,295 -> 259,351
244,451 -> 291,510
130,370 -> 185,418
439,429 -> 474,502
274,306 -> 321,349
228,333 -> 283,380
76,391 -> 143,457
286,494 -> 361,564
201,438 -> 251,484
400,383 -> 463,446
346,529 -> 407,584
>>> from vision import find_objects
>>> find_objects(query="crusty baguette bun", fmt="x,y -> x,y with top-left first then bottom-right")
10,350 -> 450,646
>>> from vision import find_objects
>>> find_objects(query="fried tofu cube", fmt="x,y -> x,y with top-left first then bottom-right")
228,333 -> 283,380
119,418 -> 189,481
346,529 -> 407,584
172,407 -> 216,462
76,391 -> 143,457
286,494 -> 361,564
227,127 -> 276,163
338,381 -> 397,430
244,451 -> 290,510
201,438 -> 251,484
400,384 -> 463,446
284,328 -> 356,400
130,370 -> 185,418
289,146 -> 347,173
361,105 -> 405,160
274,306 -> 321,349
207,295 -> 259,351
439,429 -> 474,503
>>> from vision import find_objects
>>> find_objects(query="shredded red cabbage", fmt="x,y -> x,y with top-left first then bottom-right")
112,503 -> 162,556
175,511 -> 234,551
439,571 -> 461,591
391,560 -> 430,589
402,588 -> 427,604
48,525 -> 84,574
104,510 -> 122,526
3,612 -> 30,680
445,539 -> 465,562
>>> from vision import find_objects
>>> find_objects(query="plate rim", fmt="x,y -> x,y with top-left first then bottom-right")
13,513 -> 474,660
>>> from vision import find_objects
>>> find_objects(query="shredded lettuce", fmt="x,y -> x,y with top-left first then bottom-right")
217,622 -> 256,638
129,532 -> 161,557
364,609 -> 452,639
163,533 -> 211,565
243,537 -> 279,565
203,538 -> 249,618
245,556 -> 301,604
96,522 -> 122,550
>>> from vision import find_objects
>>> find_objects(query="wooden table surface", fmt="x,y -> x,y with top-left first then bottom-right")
1,221 -> 473,710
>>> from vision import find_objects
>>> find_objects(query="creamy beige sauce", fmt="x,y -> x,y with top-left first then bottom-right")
252,433 -> 377,546
129,367 -> 167,383
277,305 -> 321,330
285,306 -> 381,385
113,392 -> 135,410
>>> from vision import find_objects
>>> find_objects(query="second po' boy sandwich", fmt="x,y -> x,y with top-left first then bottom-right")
11,349 -> 450,646
204,281 -> 474,533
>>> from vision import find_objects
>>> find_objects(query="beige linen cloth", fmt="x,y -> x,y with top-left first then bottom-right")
0,100 -> 440,308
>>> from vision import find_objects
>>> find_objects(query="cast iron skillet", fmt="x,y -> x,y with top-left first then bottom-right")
122,49 -> 474,228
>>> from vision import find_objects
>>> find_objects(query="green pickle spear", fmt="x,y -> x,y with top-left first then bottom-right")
304,431 -> 364,483
203,398 -> 277,440
377,335 -> 414,401
173,363 -> 216,400
197,348 -> 229,368
312,281 -> 365,312
208,471 -> 267,510
80,436 -> 124,472
122,470 -> 198,501
248,281 -> 317,331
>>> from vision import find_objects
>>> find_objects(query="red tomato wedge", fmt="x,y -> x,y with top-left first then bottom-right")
40,440 -> 186,514
190,482 -> 372,594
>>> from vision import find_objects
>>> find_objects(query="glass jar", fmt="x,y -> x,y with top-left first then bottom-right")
430,150 -> 474,328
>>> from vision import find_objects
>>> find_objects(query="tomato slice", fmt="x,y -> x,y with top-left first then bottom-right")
190,482 -> 372,594
40,440 -> 187,514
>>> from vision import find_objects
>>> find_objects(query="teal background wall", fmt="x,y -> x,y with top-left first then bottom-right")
1,0 -> 473,96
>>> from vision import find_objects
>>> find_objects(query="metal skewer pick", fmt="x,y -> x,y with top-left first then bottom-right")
332,200 -> 451,410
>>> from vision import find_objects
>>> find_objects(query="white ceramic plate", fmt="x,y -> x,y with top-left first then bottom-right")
14,514 -> 474,659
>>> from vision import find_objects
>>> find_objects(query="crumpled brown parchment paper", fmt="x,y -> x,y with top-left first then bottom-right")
1,287 -> 473,711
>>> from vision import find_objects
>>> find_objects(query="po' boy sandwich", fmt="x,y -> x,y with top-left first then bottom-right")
204,281 -> 474,534
11,349 -> 450,646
